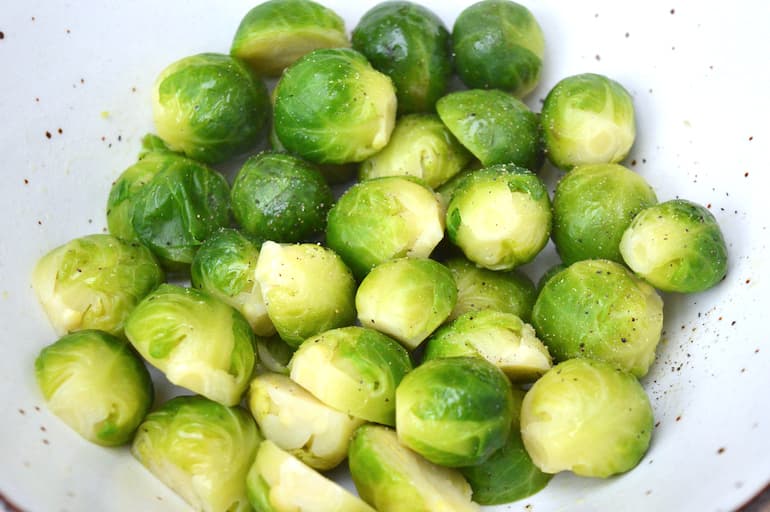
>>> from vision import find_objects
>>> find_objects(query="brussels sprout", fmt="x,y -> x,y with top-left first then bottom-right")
137,133 -> 174,158
106,152 -> 165,242
619,199 -> 728,293
289,326 -> 412,426
436,89 -> 543,170
152,53 -> 270,164
191,228 -> 275,337
356,258 -> 457,350
274,48 -> 397,164
128,153 -> 231,269
352,1 -> 452,114
520,358 -> 654,477
453,0 -> 545,97
132,395 -> 261,512
34,330 -> 153,446
536,262 -> 567,293
444,256 -> 537,322
231,152 -> 333,244
541,73 -> 636,170
552,163 -> 658,264
248,373 -> 365,470
254,241 -> 356,347
231,0 -> 349,77
531,259 -> 663,377
396,356 -> 514,467
247,440 -> 375,512
459,388 -> 551,504
31,234 -> 164,336
446,165 -> 551,271
255,335 -> 295,375
349,424 -> 479,512
424,310 -> 552,382
358,114 -> 472,188
326,176 -> 444,278
125,284 -> 256,406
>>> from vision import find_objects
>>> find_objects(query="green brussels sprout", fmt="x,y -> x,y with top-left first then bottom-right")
231,0 -> 349,77
437,89 -> 544,170
352,1 -> 452,114
531,259 -> 663,377
396,356 -> 514,467
255,335 -> 295,375
446,165 -> 552,271
520,358 -> 654,477
34,330 -> 153,446
247,440 -> 375,512
358,114 -> 472,188
423,310 -> 552,382
326,176 -> 445,278
125,284 -> 256,406
536,262 -> 567,293
106,152 -> 165,242
541,73 -> 636,170
231,152 -> 333,244
128,153 -> 231,269
191,228 -> 275,337
248,373 -> 365,470
152,53 -> 270,164
619,199 -> 728,293
132,395 -> 261,512
459,388 -> 551,504
552,163 -> 658,264
31,234 -> 164,336
289,326 -> 413,426
356,258 -> 457,350
453,0 -> 545,97
273,48 -> 397,164
444,256 -> 537,322
254,241 -> 356,347
349,424 -> 479,512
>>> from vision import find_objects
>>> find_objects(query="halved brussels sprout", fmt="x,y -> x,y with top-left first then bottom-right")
453,0 -> 545,97
531,259 -> 663,377
459,388 -> 551,504
358,114 -> 472,188
31,234 -> 164,336
326,176 -> 445,278
231,152 -> 333,244
191,228 -> 274,337
541,73 -> 636,170
352,1 -> 452,114
423,310 -> 552,382
273,48 -> 397,164
396,356 -> 514,467
248,373 -> 365,470
437,89 -> 543,170
446,165 -> 551,270
520,358 -> 654,477
231,0 -> 349,77
289,326 -> 412,426
552,163 -> 658,264
349,424 -> 479,512
35,330 -> 153,446
255,241 -> 356,347
444,256 -> 537,322
152,53 -> 270,164
128,153 -> 231,269
356,258 -> 457,350
255,335 -> 295,375
247,440 -> 375,512
132,395 -> 261,512
125,284 -> 256,406
619,199 -> 728,293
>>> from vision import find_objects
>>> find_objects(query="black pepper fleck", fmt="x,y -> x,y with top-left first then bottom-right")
717,447 -> 726,454
45,131 -> 52,139
670,8 -> 676,14
23,179 -> 29,185
0,31 -> 5,40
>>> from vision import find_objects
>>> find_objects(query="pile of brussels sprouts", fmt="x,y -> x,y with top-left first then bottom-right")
30,0 -> 729,510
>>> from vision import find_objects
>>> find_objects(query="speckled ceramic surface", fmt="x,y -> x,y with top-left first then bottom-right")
1,1 -> 768,511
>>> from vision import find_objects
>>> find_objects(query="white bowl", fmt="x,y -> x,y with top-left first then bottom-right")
1,1 -> 768,511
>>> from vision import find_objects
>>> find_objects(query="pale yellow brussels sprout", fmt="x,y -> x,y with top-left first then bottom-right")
246,440 -> 375,512
248,373 -> 365,470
